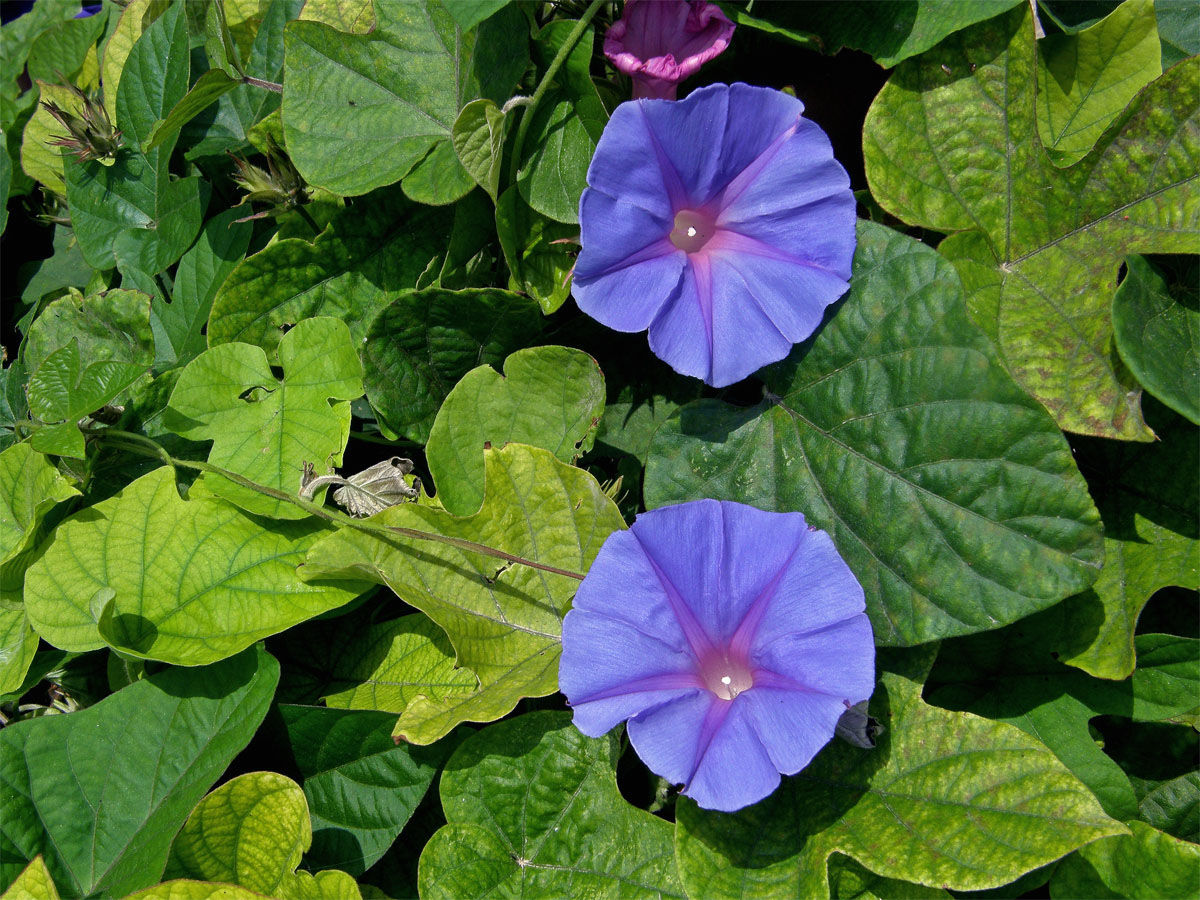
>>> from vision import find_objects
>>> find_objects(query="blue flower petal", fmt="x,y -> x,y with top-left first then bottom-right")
627,691 -> 780,811
647,260 -> 714,382
707,256 -> 794,386
739,529 -> 869,652
560,608 -> 701,736
720,192 -> 857,278
586,104 -> 683,218
630,85 -> 730,207
711,247 -> 846,342
740,685 -> 849,775
753,616 -> 876,700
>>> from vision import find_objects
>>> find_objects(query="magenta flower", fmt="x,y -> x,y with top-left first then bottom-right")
573,82 -> 856,387
604,0 -> 735,100
559,499 -> 875,812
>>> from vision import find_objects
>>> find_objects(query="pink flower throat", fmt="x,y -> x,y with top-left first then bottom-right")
697,649 -> 754,701
670,209 -> 716,253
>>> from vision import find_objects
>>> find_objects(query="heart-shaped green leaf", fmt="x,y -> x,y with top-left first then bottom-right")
165,316 -> 363,519
164,771 -> 360,899
0,443 -> 78,565
645,221 -> 1103,646
23,466 -> 366,665
419,711 -> 684,899
426,346 -> 605,516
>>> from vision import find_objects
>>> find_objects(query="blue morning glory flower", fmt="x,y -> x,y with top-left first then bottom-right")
559,499 -> 875,812
573,82 -> 856,388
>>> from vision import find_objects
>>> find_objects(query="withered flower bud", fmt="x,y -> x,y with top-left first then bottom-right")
41,82 -> 122,165
227,136 -> 311,223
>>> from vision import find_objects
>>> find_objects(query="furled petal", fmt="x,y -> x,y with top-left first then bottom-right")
560,609 -> 702,736
740,685 -> 851,775
627,692 -> 779,811
752,616 -> 877,702
604,1 -> 735,100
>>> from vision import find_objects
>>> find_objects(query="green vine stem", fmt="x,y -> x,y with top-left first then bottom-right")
506,0 -> 606,186
94,429 -> 586,582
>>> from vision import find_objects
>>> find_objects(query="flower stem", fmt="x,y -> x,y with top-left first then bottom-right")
294,204 -> 322,236
242,75 -> 283,94
506,0 -> 606,187
95,430 -> 586,581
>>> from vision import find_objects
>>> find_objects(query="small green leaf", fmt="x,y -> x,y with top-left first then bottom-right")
0,601 -> 37,697
165,317 -> 363,519
277,705 -> 452,875
494,186 -> 579,314
674,650 -> 1128,898
1049,821 -> 1200,899
0,443 -> 79,565
23,466 -> 366,665
207,189 -> 453,361
419,711 -> 684,899
516,19 -> 608,224
24,288 -> 155,377
302,444 -> 625,744
159,208 -> 254,369
1037,0 -> 1162,166
0,857 -> 60,900
1112,255 -> 1199,424
645,221 -> 1104,646
165,772 -> 310,896
1139,771 -> 1199,842
451,99 -> 506,202
426,346 -> 605,516
864,6 -> 1198,440
359,288 -> 543,444
281,0 -> 527,200
1057,401 -> 1198,679
0,646 -> 278,898
27,339 -> 148,459
144,70 -> 242,153
314,612 -> 476,714
205,0 -> 246,79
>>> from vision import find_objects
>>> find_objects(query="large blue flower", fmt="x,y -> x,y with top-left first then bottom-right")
559,499 -> 874,812
573,82 -> 856,387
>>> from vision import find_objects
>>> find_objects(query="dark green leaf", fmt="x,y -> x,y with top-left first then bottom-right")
1049,821 -> 1200,899
207,189 -> 453,361
277,705 -> 450,875
645,221 -> 1103,646
1112,255 -> 1199,424
0,646 -> 279,898
360,288 -> 543,443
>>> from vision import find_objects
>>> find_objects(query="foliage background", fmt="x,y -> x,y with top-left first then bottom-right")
0,1 -> 1196,898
